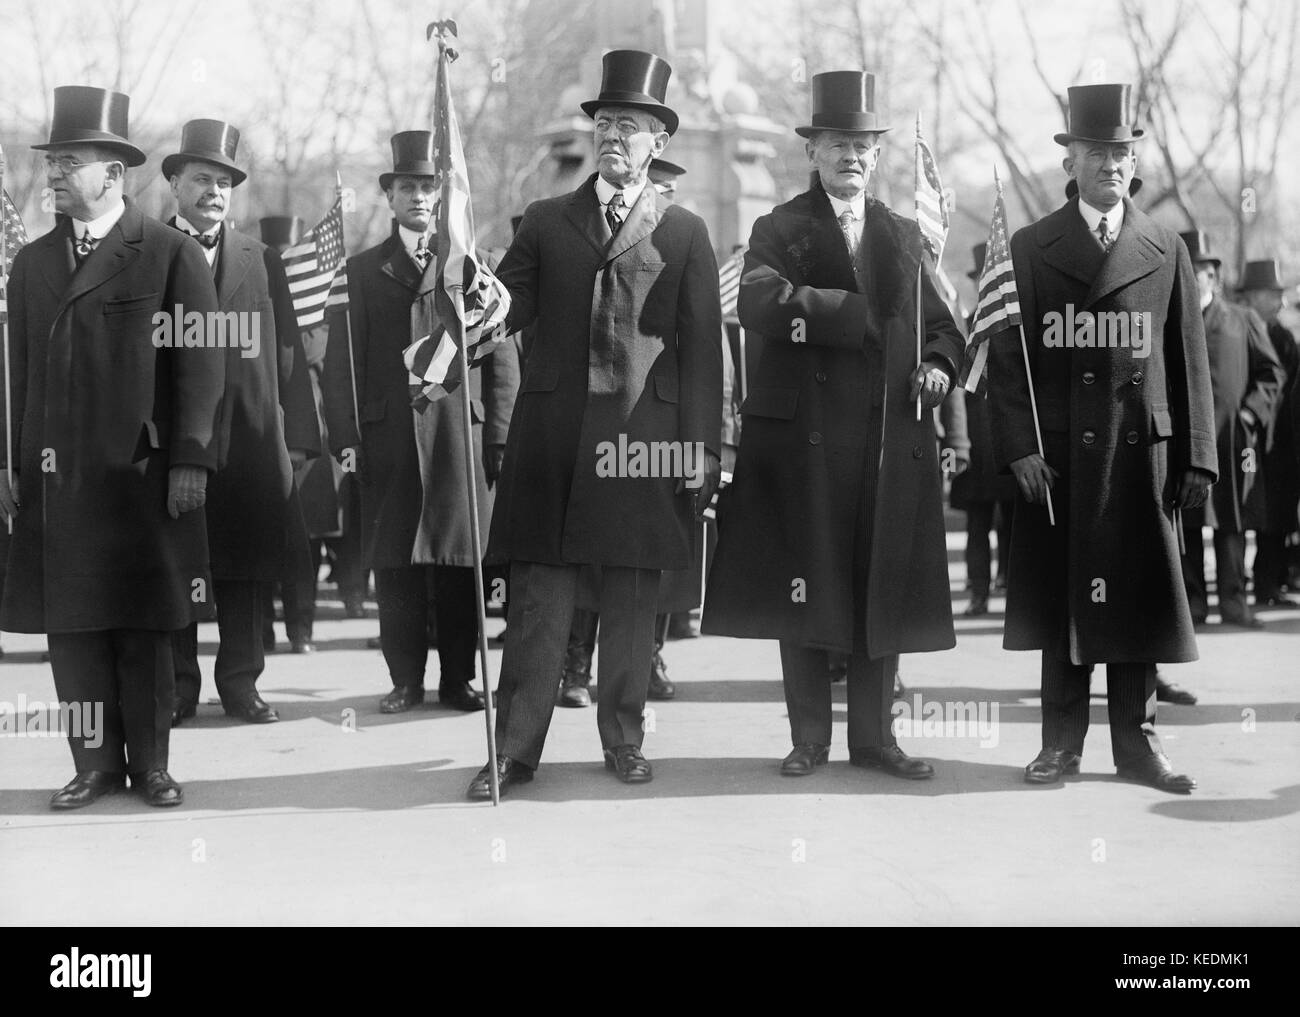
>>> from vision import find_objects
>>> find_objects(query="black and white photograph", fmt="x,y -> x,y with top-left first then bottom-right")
0,0 -> 1295,955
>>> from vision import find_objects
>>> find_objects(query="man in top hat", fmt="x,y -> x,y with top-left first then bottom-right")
703,70 -> 963,779
322,131 -> 517,718
0,86 -> 225,807
1178,235 -> 1285,628
161,119 -> 321,725
1236,259 -> 1299,607
469,49 -> 722,798
986,84 -> 1217,793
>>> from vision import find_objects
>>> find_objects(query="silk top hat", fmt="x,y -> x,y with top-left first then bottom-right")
260,216 -> 304,248
1238,259 -> 1286,291
1180,230 -> 1221,268
34,85 -> 147,167
796,71 -> 891,138
649,158 -> 686,178
161,119 -> 246,186
968,243 -> 987,281
581,49 -> 678,136
1054,84 -> 1144,146
379,131 -> 440,191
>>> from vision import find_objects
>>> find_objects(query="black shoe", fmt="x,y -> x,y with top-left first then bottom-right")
438,682 -> 485,712
850,745 -> 934,779
1256,592 -> 1297,608
828,652 -> 849,683
1024,747 -> 1081,784
290,638 -> 315,654
557,671 -> 592,708
1116,752 -> 1196,793
366,635 -> 383,650
647,652 -> 675,700
50,771 -> 125,810
992,575 -> 1008,593
1155,675 -> 1198,705
223,695 -> 279,724
666,614 -> 698,640
379,685 -> 424,713
344,595 -> 367,619
170,700 -> 197,728
780,743 -> 829,776
1220,608 -> 1263,629
604,744 -> 653,783
466,755 -> 533,801
132,769 -> 184,807
964,594 -> 989,616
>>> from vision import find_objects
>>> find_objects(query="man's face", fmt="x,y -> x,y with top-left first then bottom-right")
1242,288 -> 1285,322
1194,263 -> 1219,304
593,106 -> 667,187
648,168 -> 678,204
386,176 -> 438,233
1065,142 -> 1136,210
169,161 -> 233,230
807,131 -> 880,201
43,145 -> 122,220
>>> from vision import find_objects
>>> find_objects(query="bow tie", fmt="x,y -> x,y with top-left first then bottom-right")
174,223 -> 220,249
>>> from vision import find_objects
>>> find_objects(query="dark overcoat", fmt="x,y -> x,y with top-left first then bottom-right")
487,174 -> 723,571
322,227 -> 518,569
989,197 -> 1217,664
1256,320 -> 1299,530
702,182 -> 965,657
1,199 -> 224,632
1200,297 -> 1284,532
169,219 -> 320,581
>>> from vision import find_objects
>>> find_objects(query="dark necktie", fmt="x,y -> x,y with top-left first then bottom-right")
1097,217 -> 1114,252
192,231 -> 219,250
73,232 -> 99,266
413,235 -> 431,270
605,192 -> 624,236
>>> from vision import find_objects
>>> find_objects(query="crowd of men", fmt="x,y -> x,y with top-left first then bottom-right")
1,51 -> 1295,810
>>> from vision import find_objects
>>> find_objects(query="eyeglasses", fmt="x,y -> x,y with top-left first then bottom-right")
43,155 -> 114,175
593,117 -> 650,138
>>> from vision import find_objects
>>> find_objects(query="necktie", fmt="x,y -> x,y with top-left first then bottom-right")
837,210 -> 857,254
192,231 -> 219,250
73,231 -> 99,267
1097,217 -> 1114,252
413,235 -> 432,270
605,192 -> 624,236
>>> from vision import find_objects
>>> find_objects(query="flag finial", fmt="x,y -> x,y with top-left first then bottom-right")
427,18 -> 459,59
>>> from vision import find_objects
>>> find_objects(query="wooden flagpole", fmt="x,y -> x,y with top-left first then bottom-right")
336,172 -> 362,446
1,141 -> 12,535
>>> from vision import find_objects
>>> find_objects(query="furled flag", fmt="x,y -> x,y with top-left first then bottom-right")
402,28 -> 510,409
914,114 -> 949,264
718,245 -> 746,321
0,187 -> 29,323
282,197 -> 345,331
960,175 -> 1023,395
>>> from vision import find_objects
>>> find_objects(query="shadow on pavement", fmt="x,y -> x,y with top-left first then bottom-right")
1147,783 -> 1300,822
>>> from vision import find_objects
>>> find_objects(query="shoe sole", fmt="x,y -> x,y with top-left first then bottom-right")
850,757 -> 936,780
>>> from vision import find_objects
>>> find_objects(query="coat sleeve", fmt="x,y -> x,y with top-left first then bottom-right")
918,256 -> 966,384
1,250 -> 28,473
676,215 -> 723,458
321,256 -> 361,456
939,385 -> 970,460
737,212 -> 879,352
166,239 -> 225,470
988,229 -> 1042,471
1241,306 -> 1285,431
481,332 -> 520,448
496,204 -> 541,336
266,246 -> 322,458
1164,239 -> 1218,479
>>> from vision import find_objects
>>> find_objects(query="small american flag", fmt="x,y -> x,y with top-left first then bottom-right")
718,246 -> 745,321
282,198 -> 345,331
961,176 -> 1023,395
325,262 -> 348,312
914,116 -> 949,264
1,188 -> 28,323
701,469 -> 733,522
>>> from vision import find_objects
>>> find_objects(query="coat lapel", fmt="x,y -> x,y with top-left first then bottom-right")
800,184 -> 860,293
33,220 -> 74,304
215,224 -> 255,304
1036,200 -> 1105,290
563,177 -> 609,258
1081,200 -> 1166,310
605,183 -> 661,264
59,199 -> 143,313
379,233 -> 422,293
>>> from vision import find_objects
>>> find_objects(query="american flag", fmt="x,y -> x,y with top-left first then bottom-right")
325,262 -> 348,312
914,116 -> 949,264
282,198 -> 345,331
403,29 -> 510,409
1,188 -> 28,323
960,176 -> 1022,395
718,246 -> 745,320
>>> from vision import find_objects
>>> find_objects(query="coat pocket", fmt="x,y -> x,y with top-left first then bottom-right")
740,387 -> 799,420
653,374 -> 679,404
105,293 -> 161,315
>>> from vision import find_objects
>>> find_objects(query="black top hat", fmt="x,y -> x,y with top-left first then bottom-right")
968,243 -> 987,281
581,50 -> 678,136
379,131 -> 441,191
260,216 -> 304,248
1180,230 -> 1221,268
161,118 -> 246,186
1054,84 -> 1144,146
33,85 -> 147,167
649,158 -> 686,178
796,71 -> 891,138
1238,259 -> 1286,292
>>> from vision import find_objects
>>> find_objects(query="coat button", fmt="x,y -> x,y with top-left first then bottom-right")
1082,430 -> 1096,446
1082,371 -> 1096,384
912,445 -> 923,459
815,370 -> 827,383
1126,430 -> 1139,444
1131,371 -> 1144,385
808,432 -> 822,445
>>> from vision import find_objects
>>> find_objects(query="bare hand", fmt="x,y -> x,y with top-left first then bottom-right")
1009,453 -> 1059,505
909,359 -> 951,410
483,443 -> 506,485
0,472 -> 19,523
168,466 -> 208,519
1171,468 -> 1212,510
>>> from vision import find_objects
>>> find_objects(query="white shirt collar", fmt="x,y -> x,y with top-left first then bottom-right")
398,224 -> 432,261
595,175 -> 647,215
176,215 -> 221,240
1077,198 -> 1124,236
73,198 -> 126,241
826,191 -> 866,222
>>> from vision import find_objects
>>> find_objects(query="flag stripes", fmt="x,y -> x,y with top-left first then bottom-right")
961,178 -> 1022,394
282,198 -> 345,330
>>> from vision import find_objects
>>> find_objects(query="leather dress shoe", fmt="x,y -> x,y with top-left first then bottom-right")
964,594 -> 989,616
780,743 -> 829,776
379,685 -> 424,713
170,701 -> 197,728
133,769 -> 184,807
223,695 -> 279,723
1116,752 -> 1196,793
850,745 -> 934,779
1024,747 -> 1081,784
343,594 -> 367,619
557,671 -> 592,708
666,613 -> 698,640
466,755 -> 533,801
438,682 -> 485,712
604,744 -> 653,783
1155,674 -> 1198,705
50,771 -> 125,810
647,651 -> 675,700
290,637 -> 315,654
